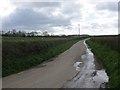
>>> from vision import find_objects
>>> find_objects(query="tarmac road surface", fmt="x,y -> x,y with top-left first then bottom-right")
3,40 -> 86,88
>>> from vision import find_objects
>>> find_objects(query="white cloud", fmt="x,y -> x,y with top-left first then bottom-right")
0,0 -> 16,17
1,0 -> 119,35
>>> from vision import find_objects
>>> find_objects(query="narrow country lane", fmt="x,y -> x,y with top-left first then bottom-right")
3,40 -> 86,88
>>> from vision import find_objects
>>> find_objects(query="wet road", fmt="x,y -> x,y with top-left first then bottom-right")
3,40 -> 86,88
63,40 -> 109,88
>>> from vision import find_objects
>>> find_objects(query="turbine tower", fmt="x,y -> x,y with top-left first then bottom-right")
78,24 -> 80,36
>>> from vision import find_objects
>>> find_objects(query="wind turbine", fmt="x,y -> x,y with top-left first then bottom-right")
78,24 -> 80,36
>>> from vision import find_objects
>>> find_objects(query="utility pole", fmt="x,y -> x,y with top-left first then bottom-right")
78,24 -> 80,36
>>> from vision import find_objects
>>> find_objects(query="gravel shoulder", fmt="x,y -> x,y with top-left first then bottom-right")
2,40 -> 86,88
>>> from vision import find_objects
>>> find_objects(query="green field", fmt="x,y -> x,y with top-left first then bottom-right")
2,36 -> 85,77
86,35 -> 120,88
90,35 -> 119,52
3,36 -> 72,42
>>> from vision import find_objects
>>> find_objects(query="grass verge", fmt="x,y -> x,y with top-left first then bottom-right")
3,39 -> 80,77
86,39 -> 120,88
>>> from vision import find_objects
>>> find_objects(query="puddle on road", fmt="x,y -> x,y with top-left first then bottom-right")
73,62 -> 83,71
64,40 -> 109,88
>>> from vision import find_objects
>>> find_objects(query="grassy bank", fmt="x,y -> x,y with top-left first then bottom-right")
86,39 -> 120,88
3,37 -> 84,77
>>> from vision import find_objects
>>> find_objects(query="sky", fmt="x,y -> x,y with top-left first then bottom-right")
0,0 -> 119,35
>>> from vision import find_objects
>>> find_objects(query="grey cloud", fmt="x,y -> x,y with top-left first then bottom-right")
61,2 -> 82,19
28,2 -> 61,7
90,23 -> 101,29
62,3 -> 81,13
114,22 -> 118,28
13,2 -> 61,9
2,2 -> 83,34
83,22 -> 108,30
2,8 -> 71,31
118,1 -> 120,13
96,2 -> 118,11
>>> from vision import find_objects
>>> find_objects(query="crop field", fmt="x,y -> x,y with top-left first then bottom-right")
86,35 -> 120,88
3,36 -> 75,62
3,36 -> 73,42
90,35 -> 120,52
2,36 -> 85,77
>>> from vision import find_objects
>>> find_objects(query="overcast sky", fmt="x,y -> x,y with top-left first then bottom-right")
0,0 -> 119,35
